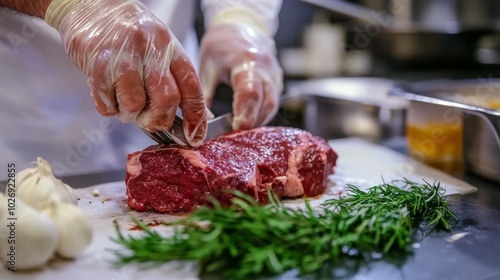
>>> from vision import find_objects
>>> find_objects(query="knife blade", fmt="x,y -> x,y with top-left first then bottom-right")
205,112 -> 233,142
159,112 -> 233,145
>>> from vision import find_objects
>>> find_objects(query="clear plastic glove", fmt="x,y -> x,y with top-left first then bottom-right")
199,22 -> 283,130
44,0 -> 207,146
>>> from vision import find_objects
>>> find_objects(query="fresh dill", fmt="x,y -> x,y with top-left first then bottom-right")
111,179 -> 457,279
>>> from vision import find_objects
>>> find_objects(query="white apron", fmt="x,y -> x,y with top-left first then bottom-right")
0,0 -> 198,180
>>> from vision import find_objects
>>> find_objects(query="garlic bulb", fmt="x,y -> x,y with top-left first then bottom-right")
41,202 -> 93,259
15,157 -> 78,210
0,193 -> 58,270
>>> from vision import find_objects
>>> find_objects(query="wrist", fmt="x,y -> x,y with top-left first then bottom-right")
207,8 -> 270,37
39,0 -> 53,18
0,0 -> 53,18
44,0 -> 80,29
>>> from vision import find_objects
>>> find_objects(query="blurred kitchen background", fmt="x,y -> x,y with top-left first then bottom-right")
201,0 -> 500,125
196,0 -> 500,180
276,0 -> 500,78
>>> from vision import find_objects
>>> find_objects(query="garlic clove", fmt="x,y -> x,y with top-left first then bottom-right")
16,166 -> 37,184
16,174 -> 40,203
0,194 -> 59,270
14,157 -> 78,210
58,181 -> 78,206
41,202 -> 93,259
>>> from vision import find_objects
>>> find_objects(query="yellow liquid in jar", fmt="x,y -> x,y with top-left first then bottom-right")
486,99 -> 500,109
407,123 -> 464,174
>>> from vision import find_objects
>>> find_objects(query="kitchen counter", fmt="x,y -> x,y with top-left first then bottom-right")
1,166 -> 500,279
324,172 -> 500,280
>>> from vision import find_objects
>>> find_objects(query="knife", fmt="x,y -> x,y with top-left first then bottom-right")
142,112 -> 233,146
205,112 -> 233,142
144,93 -> 296,146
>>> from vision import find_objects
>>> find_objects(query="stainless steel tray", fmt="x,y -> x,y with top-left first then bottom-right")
287,78 -> 408,142
389,79 -> 500,182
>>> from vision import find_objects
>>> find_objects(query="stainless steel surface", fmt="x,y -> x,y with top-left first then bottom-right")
464,115 -> 500,182
389,79 -> 500,182
142,113 -> 233,146
287,78 -> 408,142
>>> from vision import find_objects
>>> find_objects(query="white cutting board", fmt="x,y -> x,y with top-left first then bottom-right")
328,138 -> 477,196
0,138 -> 477,280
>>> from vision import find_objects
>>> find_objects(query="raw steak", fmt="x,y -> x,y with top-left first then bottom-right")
126,127 -> 338,213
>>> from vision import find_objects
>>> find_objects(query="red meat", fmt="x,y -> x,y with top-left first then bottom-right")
126,127 -> 337,213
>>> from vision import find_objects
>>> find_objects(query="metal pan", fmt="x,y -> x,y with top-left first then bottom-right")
389,79 -> 500,182
286,78 -> 408,142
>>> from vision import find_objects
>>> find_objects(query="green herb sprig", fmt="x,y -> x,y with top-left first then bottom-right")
112,179 -> 457,279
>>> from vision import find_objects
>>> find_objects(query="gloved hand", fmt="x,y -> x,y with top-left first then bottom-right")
199,9 -> 283,130
44,0 -> 207,147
